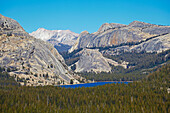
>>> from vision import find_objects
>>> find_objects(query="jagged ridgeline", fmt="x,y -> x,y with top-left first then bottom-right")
29,28 -> 79,52
0,14 -> 83,86
69,21 -> 170,53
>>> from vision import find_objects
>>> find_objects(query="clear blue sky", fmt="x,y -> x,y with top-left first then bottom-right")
1,0 -> 170,33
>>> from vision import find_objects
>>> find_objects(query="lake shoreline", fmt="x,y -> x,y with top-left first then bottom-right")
56,81 -> 133,86
96,81 -> 133,83
57,81 -> 132,88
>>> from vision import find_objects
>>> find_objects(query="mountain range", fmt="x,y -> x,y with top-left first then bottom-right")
0,14 -> 170,84
30,20 -> 170,75
69,21 -> 170,53
63,21 -> 170,74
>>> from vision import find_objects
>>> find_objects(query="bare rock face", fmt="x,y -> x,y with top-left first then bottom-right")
101,33 -> 170,55
130,33 -> 170,53
0,14 -> 24,32
69,21 -> 170,53
98,23 -> 126,32
0,14 -> 80,86
30,28 -> 79,52
128,21 -> 154,28
73,49 -> 127,73
0,14 -> 29,37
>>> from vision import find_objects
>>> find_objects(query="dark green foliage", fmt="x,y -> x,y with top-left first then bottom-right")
0,65 -> 169,112
7,32 -> 12,36
34,73 -> 38,77
7,68 -> 11,72
70,79 -> 73,84
80,69 -> 147,81
146,64 -> 170,87
44,73 -> 49,79
50,64 -> 53,68
60,49 -> 82,66
60,48 -> 83,59
0,67 -> 18,86
26,78 -> 30,80
71,64 -> 76,71
17,77 -> 25,82
104,50 -> 170,71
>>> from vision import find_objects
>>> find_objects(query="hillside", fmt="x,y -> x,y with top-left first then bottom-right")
0,14 -> 82,86
70,49 -> 127,73
62,47 -> 170,81
63,21 -> 170,80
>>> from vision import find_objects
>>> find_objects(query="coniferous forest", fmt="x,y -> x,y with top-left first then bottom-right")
0,65 -> 169,112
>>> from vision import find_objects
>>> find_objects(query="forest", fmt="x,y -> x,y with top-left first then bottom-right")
0,64 -> 169,112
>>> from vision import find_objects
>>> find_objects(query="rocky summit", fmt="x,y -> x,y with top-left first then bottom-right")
69,21 -> 170,53
0,14 -> 81,86
30,28 -> 79,52
71,49 -> 128,73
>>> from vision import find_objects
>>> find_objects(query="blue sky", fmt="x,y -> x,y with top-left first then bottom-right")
1,0 -> 170,33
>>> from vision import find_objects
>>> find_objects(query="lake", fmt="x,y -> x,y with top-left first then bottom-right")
59,81 -> 131,88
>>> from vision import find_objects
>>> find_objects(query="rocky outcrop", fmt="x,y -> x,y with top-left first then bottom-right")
101,33 -> 170,55
30,28 -> 79,52
98,23 -> 126,32
0,14 -> 80,86
72,49 -> 128,73
130,33 -> 170,53
69,21 -> 170,53
0,14 -> 29,37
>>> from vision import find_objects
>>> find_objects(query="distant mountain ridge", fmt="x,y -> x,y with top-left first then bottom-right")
69,21 -> 170,53
30,28 -> 79,52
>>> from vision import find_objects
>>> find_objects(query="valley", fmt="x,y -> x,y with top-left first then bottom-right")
0,0 -> 170,112
0,14 -> 170,85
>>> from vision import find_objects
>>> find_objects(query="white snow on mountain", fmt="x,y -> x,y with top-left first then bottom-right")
30,28 -> 79,46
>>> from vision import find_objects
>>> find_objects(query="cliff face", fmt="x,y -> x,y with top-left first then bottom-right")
130,33 -> 170,53
101,33 -> 170,55
0,14 -> 80,86
69,21 -> 170,53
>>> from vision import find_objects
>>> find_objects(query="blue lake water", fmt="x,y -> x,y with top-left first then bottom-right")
59,81 -> 130,88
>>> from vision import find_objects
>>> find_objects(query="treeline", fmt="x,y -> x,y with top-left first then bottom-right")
0,67 -> 18,86
60,49 -> 82,66
104,50 -> 170,71
80,50 -> 170,81
79,69 -> 147,81
0,65 -> 169,112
